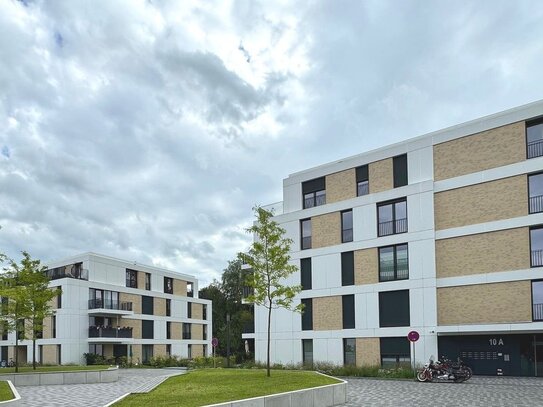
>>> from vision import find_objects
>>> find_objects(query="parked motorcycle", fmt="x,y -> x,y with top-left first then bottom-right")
417,356 -> 471,383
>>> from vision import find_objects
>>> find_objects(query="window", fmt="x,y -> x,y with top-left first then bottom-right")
142,296 -> 154,315
301,219 -> 312,250
377,198 -> 407,237
164,277 -> 173,294
379,244 -> 409,282
187,302 -> 192,318
89,288 -> 120,310
341,210 -> 353,243
393,154 -> 408,188
187,282 -> 194,297
57,344 -> 61,365
38,345 -> 43,364
17,319 -> 24,341
379,290 -> 410,327
166,322 -> 171,339
341,251 -> 354,286
166,299 -> 171,317
302,177 -> 326,209
302,339 -> 313,366
142,344 -> 153,364
166,344 -> 171,356
52,315 -> 56,338
203,324 -> 207,340
531,227 -> 543,267
343,338 -> 356,366
527,118 -> 543,159
183,323 -> 191,339
380,337 -> 410,368
356,165 -> 369,196
57,292 -> 62,309
301,299 -> 313,330
126,269 -> 138,288
187,344 -> 192,359
142,320 -> 154,339
342,294 -> 355,329
203,304 -> 207,320
529,173 -> 543,214
300,258 -> 312,290
203,344 -> 207,357
145,273 -> 151,290
532,280 -> 543,321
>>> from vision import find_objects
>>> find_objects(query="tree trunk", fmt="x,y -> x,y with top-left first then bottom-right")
32,333 -> 36,370
266,305 -> 271,377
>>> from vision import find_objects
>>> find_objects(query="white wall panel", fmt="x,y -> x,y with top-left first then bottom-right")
283,183 -> 302,214
353,204 -> 377,242
312,253 -> 340,290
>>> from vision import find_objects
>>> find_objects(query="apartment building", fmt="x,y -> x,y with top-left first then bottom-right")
0,252 -> 212,365
243,99 -> 543,376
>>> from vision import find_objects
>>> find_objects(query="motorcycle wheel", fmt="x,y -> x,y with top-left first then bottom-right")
416,371 -> 428,382
465,367 -> 473,380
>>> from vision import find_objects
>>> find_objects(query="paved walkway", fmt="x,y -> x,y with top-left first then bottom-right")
17,368 -> 186,407
344,376 -> 543,406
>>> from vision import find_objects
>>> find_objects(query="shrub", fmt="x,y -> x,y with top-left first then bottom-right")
84,353 -> 106,366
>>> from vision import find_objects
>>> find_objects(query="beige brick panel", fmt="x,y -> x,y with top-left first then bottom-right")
137,272 -> 146,290
313,296 -> 342,331
192,324 -> 204,340
437,281 -> 532,325
41,345 -> 58,365
174,279 -> 187,296
154,344 -> 167,357
130,344 -> 142,364
434,175 -> 528,230
312,212 -> 341,248
120,293 -> 141,314
154,298 -> 166,316
326,168 -> 356,204
171,322 -> 182,340
103,344 -> 114,358
122,319 -> 142,339
369,158 -> 393,194
354,248 -> 378,285
191,344 -> 204,358
192,304 -> 204,320
356,338 -> 380,366
47,296 -> 57,310
434,122 -> 526,181
436,228 -> 530,278
42,316 -> 53,339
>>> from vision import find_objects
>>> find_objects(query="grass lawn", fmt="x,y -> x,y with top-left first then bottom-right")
0,365 -> 111,374
0,381 -> 13,401
117,369 -> 340,407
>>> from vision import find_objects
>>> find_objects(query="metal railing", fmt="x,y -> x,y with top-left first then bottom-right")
533,303 -> 543,321
88,326 -> 133,338
88,299 -> 133,311
530,195 -> 543,214
304,192 -> 326,209
379,263 -> 409,281
378,218 -> 408,236
46,267 -> 88,281
528,139 -> 543,159
532,250 -> 543,267
342,229 -> 353,243
357,181 -> 369,196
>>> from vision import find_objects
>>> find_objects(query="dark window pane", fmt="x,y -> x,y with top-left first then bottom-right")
142,296 -> 154,315
357,180 -> 369,196
343,338 -> 356,366
527,121 -> 543,159
301,258 -> 312,290
356,165 -> 368,182
342,295 -> 355,329
164,277 -> 173,294
301,219 -> 312,250
531,228 -> 543,267
302,339 -> 313,365
393,154 -> 408,188
142,320 -> 154,339
533,281 -> 543,321
379,246 -> 395,281
378,199 -> 408,237
529,174 -> 543,214
342,210 -> 353,243
396,244 -> 409,280
378,204 -> 393,223
380,337 -> 410,367
301,298 -> 313,330
341,251 -> 354,286
302,177 -> 326,194
379,290 -> 410,327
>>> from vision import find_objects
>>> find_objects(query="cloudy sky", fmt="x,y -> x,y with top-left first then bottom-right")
1,0 -> 543,285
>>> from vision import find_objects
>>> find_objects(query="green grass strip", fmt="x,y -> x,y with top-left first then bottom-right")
0,381 -> 14,401
117,369 -> 340,406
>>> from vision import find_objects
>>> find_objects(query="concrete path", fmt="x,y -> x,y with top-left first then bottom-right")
344,376 -> 543,406
16,368 -> 186,407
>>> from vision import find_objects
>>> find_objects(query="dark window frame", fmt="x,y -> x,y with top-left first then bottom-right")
187,302 -> 192,319
302,339 -> 313,366
530,225 -> 543,268
343,338 -> 356,366
341,251 -> 354,286
528,172 -> 543,214
166,321 -> 171,339
356,165 -> 369,197
532,279 -> 543,321
301,298 -> 313,331
57,292 -> 62,309
300,258 -> 312,290
378,290 -> 410,328
142,296 -> 154,315
183,323 -> 191,339
378,244 -> 409,282
380,337 -> 410,368
341,209 -> 353,243
142,320 -> 154,339
166,299 -> 171,317
301,218 -> 312,250
164,277 -> 173,294
126,269 -> 138,288
302,177 -> 326,209
145,273 -> 151,290
342,294 -> 355,329
52,315 -> 56,339
377,198 -> 408,237
526,117 -> 543,159
393,154 -> 408,188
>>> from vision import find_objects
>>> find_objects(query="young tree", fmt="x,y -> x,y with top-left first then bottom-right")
239,206 -> 303,377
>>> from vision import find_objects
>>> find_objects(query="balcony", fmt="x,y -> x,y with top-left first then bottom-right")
88,326 -> 133,340
530,195 -> 543,214
46,266 -> 88,281
533,303 -> 543,321
532,250 -> 543,267
379,263 -> 409,282
88,299 -> 133,316
378,218 -> 408,237
528,139 -> 543,159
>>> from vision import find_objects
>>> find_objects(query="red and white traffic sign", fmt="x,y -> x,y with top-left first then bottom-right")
407,331 -> 420,342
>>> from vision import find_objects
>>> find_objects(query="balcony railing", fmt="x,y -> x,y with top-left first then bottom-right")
379,263 -> 409,281
528,139 -> 543,159
534,303 -> 543,321
88,326 -> 133,338
88,299 -> 133,311
378,218 -> 408,237
46,267 -> 88,281
532,250 -> 543,267
530,195 -> 543,214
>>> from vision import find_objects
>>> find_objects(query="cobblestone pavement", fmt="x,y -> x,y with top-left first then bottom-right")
16,368 -> 186,407
344,376 -> 543,406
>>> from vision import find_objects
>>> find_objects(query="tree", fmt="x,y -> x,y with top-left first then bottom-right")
239,206 -> 302,377
0,252 -> 58,372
